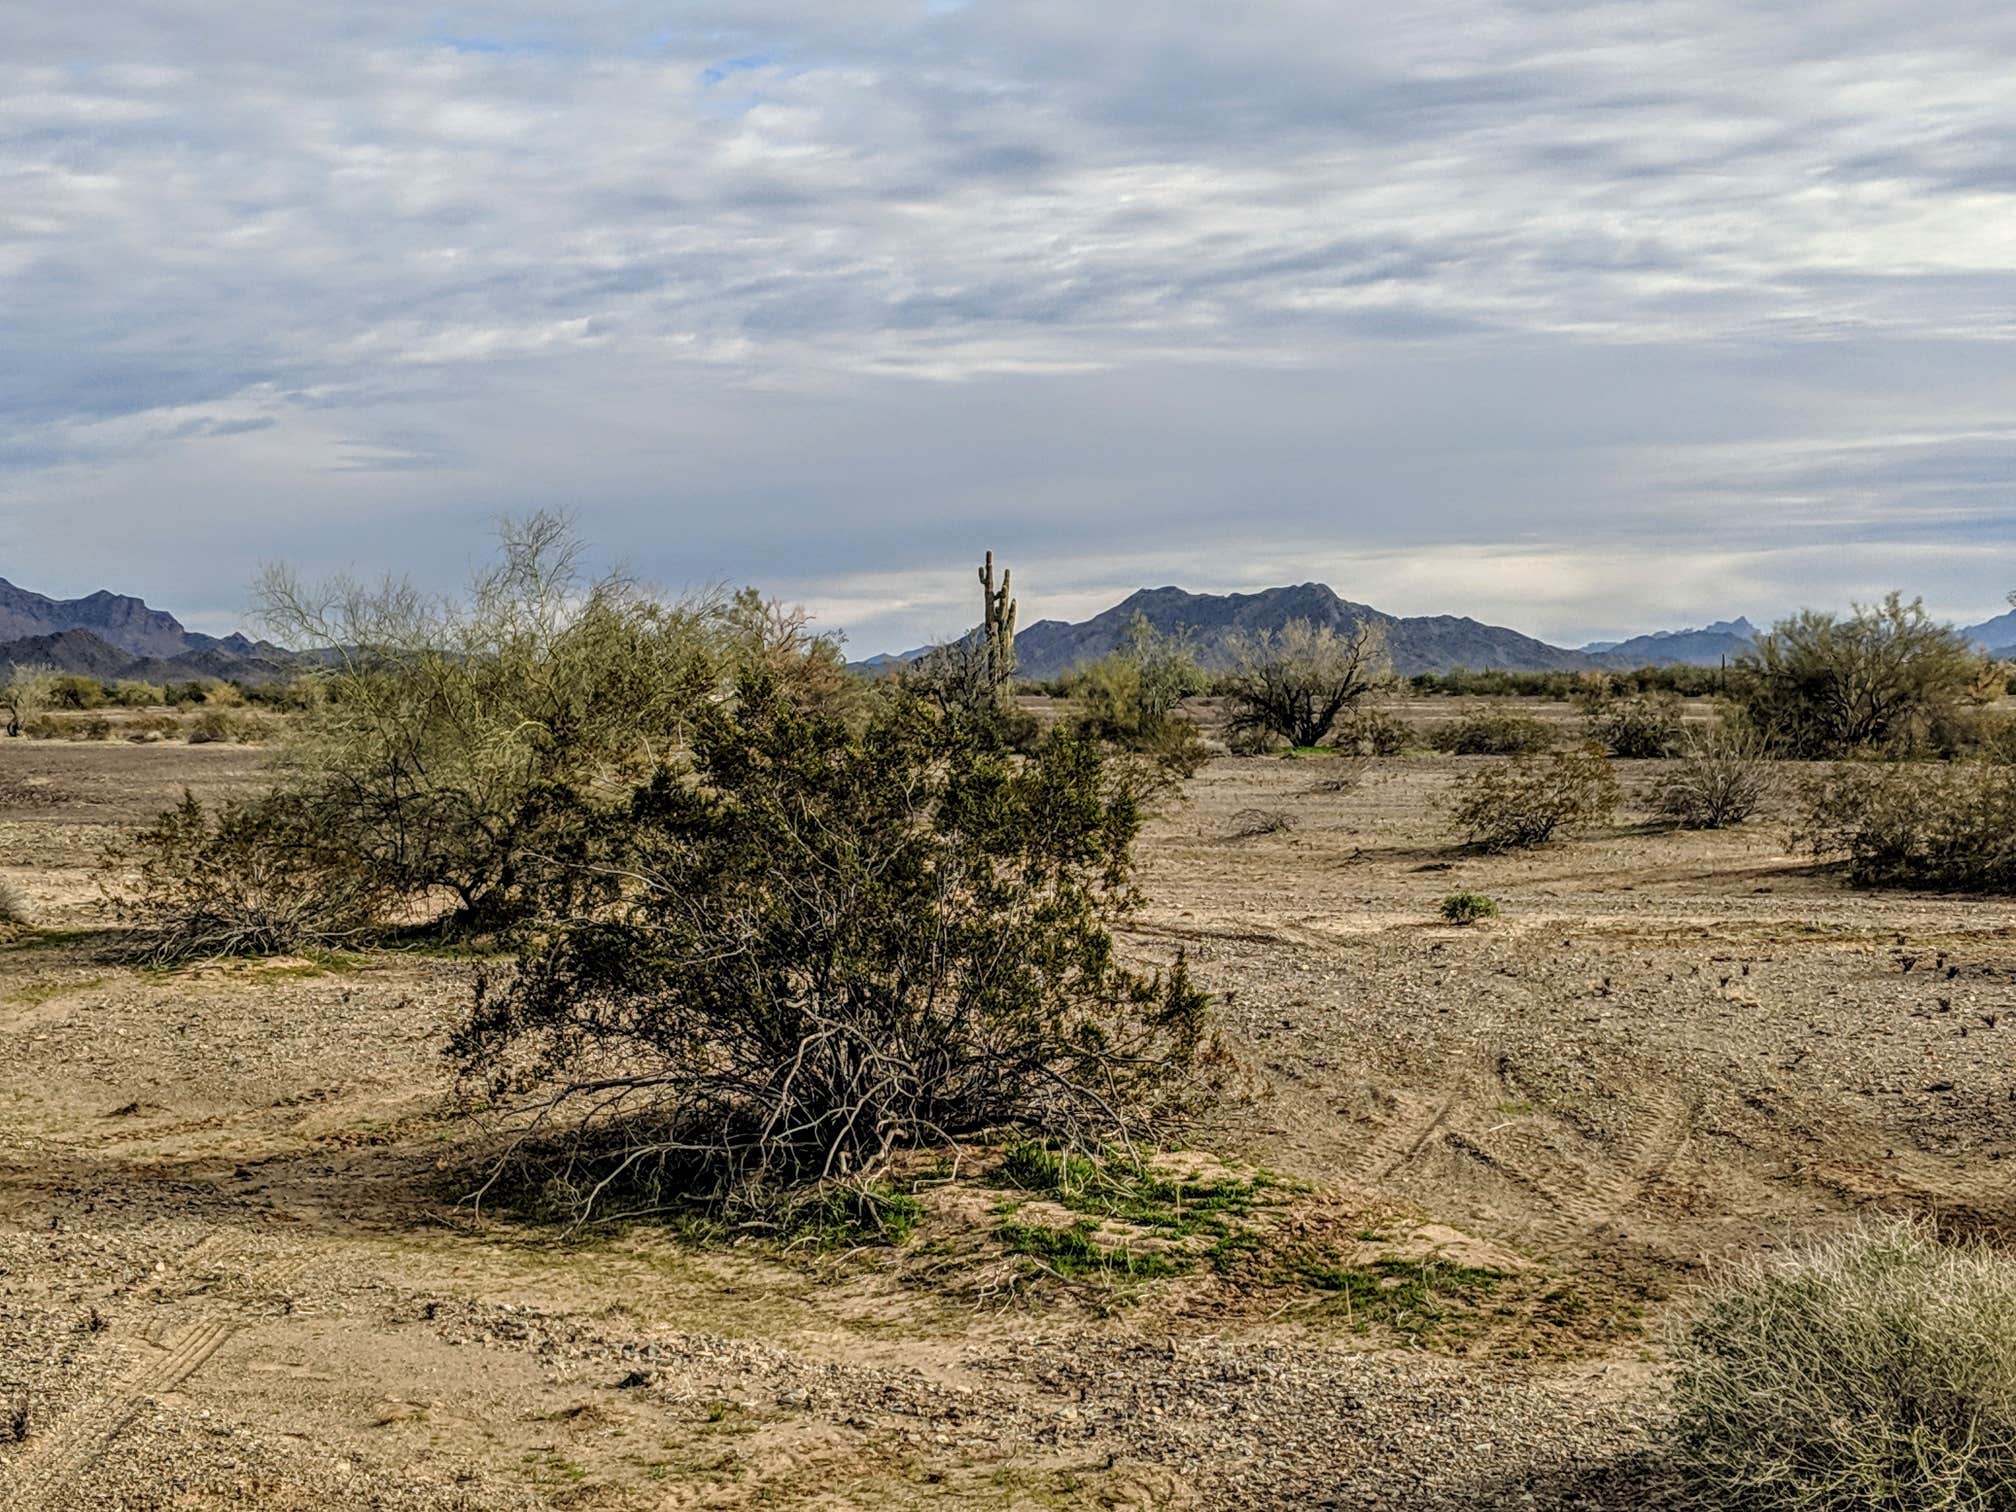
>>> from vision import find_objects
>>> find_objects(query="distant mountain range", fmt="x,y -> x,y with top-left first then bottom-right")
0,579 -> 295,683
866,585 -> 1766,678
1,574 -> 2008,686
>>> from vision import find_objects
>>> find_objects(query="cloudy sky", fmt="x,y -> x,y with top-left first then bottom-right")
4,1 -> 2014,652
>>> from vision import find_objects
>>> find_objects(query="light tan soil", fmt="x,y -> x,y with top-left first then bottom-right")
1,738 -> 2010,1510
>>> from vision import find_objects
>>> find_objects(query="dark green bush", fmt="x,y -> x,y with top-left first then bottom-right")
451,680 -> 1213,1207
103,792 -> 390,964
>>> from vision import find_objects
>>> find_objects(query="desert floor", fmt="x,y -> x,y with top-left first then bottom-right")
1,736 -> 2011,1510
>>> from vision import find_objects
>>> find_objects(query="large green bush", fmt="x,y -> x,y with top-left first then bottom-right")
1668,1219 -> 2016,1511
452,680 -> 1213,1207
1798,760 -> 2016,892
1733,594 -> 1983,758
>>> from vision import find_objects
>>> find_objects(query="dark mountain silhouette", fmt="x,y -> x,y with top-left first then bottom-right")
994,583 -> 1602,678
0,626 -> 300,684
1962,608 -> 2016,657
0,577 -> 195,658
0,578 -> 300,682
1579,617 -> 1757,668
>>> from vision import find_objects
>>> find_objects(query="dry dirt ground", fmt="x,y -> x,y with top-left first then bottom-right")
1,736 -> 2013,1510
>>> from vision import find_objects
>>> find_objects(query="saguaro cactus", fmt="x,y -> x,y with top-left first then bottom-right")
979,550 -> 1017,697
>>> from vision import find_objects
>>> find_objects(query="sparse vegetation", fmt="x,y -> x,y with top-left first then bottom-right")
1797,760 -> 2016,892
1667,1218 -> 2016,1512
1654,723 -> 1776,829
1446,747 -> 1619,851
1439,891 -> 1498,925
0,877 -> 30,927
1227,806 -> 1294,839
1427,710 -> 1553,756
1222,618 -> 1389,750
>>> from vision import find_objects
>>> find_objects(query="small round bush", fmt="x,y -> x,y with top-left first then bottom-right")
1439,892 -> 1498,926
1668,1218 -> 2016,1511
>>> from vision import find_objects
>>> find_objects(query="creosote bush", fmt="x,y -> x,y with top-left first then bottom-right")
452,680 -> 1213,1211
1655,724 -> 1776,829
1667,1218 -> 2016,1512
1591,692 -> 1683,758
1427,710 -> 1553,756
1336,706 -> 1411,757
103,792 -> 392,964
1797,761 -> 2016,893
1063,613 -> 1208,778
1445,747 -> 1619,851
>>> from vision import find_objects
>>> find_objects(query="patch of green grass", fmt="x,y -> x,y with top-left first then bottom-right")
997,1218 -> 1185,1279
991,1142 -> 1296,1282
1290,1254 -> 1510,1342
1283,745 -> 1336,758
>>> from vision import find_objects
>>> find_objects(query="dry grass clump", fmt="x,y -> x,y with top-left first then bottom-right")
0,877 -> 30,927
1667,1218 -> 2016,1511
1798,761 -> 2016,893
1655,724 -> 1777,829
1227,807 -> 1295,839
1445,748 -> 1618,851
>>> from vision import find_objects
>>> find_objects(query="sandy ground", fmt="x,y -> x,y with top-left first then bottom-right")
1,737 -> 2012,1510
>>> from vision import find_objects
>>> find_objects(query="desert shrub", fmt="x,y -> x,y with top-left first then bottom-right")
452,682 -> 1211,1207
1667,1218 -> 2016,1512
23,713 -> 111,741
125,714 -> 182,743
1439,892 -> 1498,925
1427,710 -> 1553,756
1655,724 -> 1777,829
1924,705 -> 2016,762
46,675 -> 107,711
1065,614 -> 1207,777
1446,747 -> 1619,851
1,663 -> 60,737
1798,761 -> 2016,892
249,514 -> 841,932
1227,807 -> 1294,839
111,680 -> 166,708
0,877 -> 30,926
1591,692 -> 1683,758
1337,706 -> 1411,756
1222,619 -> 1388,749
103,792 -> 390,964
185,709 -> 272,744
1225,723 -> 1280,757
1733,594 -> 1983,758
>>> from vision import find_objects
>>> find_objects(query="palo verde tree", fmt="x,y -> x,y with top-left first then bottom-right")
0,663 -> 60,738
1223,618 -> 1389,749
1732,593 -> 1982,758
451,677 -> 1213,1211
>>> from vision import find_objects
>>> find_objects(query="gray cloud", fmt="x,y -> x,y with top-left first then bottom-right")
2,1 -> 2014,649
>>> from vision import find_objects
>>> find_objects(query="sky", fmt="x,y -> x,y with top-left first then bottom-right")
3,1 -> 2014,654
